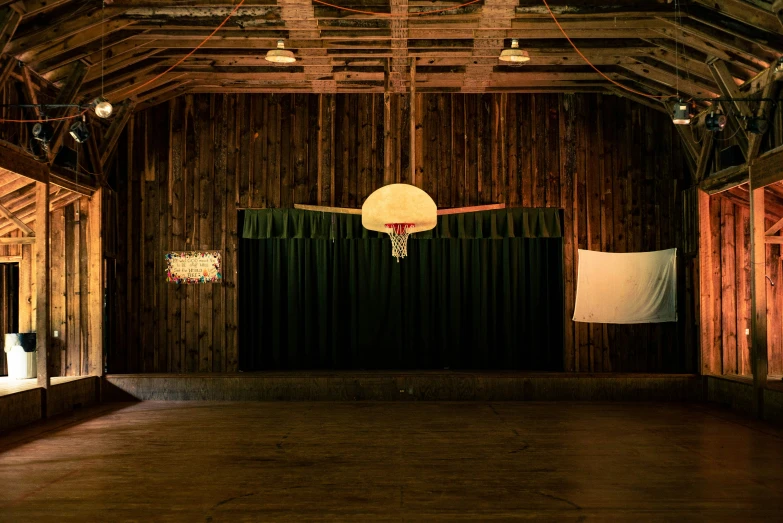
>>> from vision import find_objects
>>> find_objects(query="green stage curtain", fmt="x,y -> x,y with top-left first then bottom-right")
239,209 -> 564,371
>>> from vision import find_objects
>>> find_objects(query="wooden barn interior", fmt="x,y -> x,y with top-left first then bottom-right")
1,0 -> 783,519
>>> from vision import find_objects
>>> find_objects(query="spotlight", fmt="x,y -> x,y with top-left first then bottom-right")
69,117 -> 90,143
499,39 -> 530,63
705,111 -> 727,132
32,122 -> 54,143
92,97 -> 113,118
671,100 -> 693,125
265,40 -> 296,64
775,56 -> 783,73
746,117 -> 769,135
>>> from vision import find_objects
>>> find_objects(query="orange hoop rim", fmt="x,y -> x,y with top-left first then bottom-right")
386,223 -> 415,235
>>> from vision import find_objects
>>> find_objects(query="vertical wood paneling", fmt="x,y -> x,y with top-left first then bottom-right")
721,199 -> 737,374
65,204 -> 79,375
110,93 -> 692,374
50,208 -> 65,376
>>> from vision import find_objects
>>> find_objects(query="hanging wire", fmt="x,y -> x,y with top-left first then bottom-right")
541,0 -> 668,100
714,123 -> 743,142
0,108 -> 89,124
674,0 -> 680,98
101,0 -> 105,99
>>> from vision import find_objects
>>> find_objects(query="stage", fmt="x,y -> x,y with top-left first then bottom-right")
0,376 -> 99,433
103,372 -> 704,402
3,373 -> 782,435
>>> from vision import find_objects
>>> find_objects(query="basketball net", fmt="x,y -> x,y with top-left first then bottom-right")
386,223 -> 414,262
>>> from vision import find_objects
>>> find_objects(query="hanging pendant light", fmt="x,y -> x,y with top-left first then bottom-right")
671,100 -> 693,125
93,97 -> 113,118
265,40 -> 296,64
499,39 -> 530,63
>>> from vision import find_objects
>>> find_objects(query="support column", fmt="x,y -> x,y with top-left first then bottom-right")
87,188 -> 103,376
35,179 -> 50,392
698,189 -> 720,374
749,184 -> 768,417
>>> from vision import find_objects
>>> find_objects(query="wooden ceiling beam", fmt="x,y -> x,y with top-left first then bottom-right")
620,61 -> 719,98
686,6 -> 783,56
47,60 -> 89,161
279,0 -> 333,92
692,0 -> 783,34
0,52 -> 15,91
747,73 -> 779,160
110,72 -> 188,102
13,0 -> 71,18
658,17 -> 776,69
0,4 -> 21,53
83,47 -> 165,84
135,83 -> 192,111
0,200 -> 34,236
652,26 -> 764,73
0,190 -> 87,237
0,139 -> 96,195
463,0 -> 515,92
17,18 -> 135,65
32,29 -> 143,76
7,6 -> 127,57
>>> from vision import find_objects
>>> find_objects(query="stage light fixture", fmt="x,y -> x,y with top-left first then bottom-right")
671,101 -> 693,125
265,40 -> 296,64
499,39 -> 530,63
93,97 -> 113,118
69,117 -> 90,143
746,117 -> 769,135
32,122 -> 54,143
705,111 -> 726,132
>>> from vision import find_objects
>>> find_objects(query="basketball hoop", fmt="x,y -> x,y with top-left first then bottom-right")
386,223 -> 415,260
362,184 -> 437,262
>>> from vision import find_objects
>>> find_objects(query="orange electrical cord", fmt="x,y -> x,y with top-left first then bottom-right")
0,108 -> 89,124
124,0 -> 247,98
541,0 -> 669,100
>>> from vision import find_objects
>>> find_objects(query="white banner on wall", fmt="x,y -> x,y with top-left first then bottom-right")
573,248 -> 677,324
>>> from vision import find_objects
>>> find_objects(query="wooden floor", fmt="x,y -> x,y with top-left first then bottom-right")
1,402 -> 782,521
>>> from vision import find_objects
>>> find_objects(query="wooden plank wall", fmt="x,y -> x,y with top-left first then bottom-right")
0,202 -> 95,377
108,92 -> 695,374
710,192 -> 783,377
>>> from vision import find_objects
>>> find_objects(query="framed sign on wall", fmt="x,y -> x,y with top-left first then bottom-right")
165,251 -> 222,284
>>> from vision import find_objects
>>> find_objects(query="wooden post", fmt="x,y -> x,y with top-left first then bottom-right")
384,91 -> 392,185
409,59 -> 416,187
18,243 -> 32,332
698,189 -> 720,374
35,180 -> 50,392
87,188 -> 103,376
749,184 -> 768,417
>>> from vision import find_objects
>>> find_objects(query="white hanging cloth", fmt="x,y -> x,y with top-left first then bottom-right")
573,248 -> 677,324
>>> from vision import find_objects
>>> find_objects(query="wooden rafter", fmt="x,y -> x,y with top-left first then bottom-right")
98,100 -> 135,169
693,0 -> 783,35
48,60 -> 89,159
0,5 -> 21,53
774,1 -> 783,28
0,0 -> 777,96
0,200 -> 34,236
